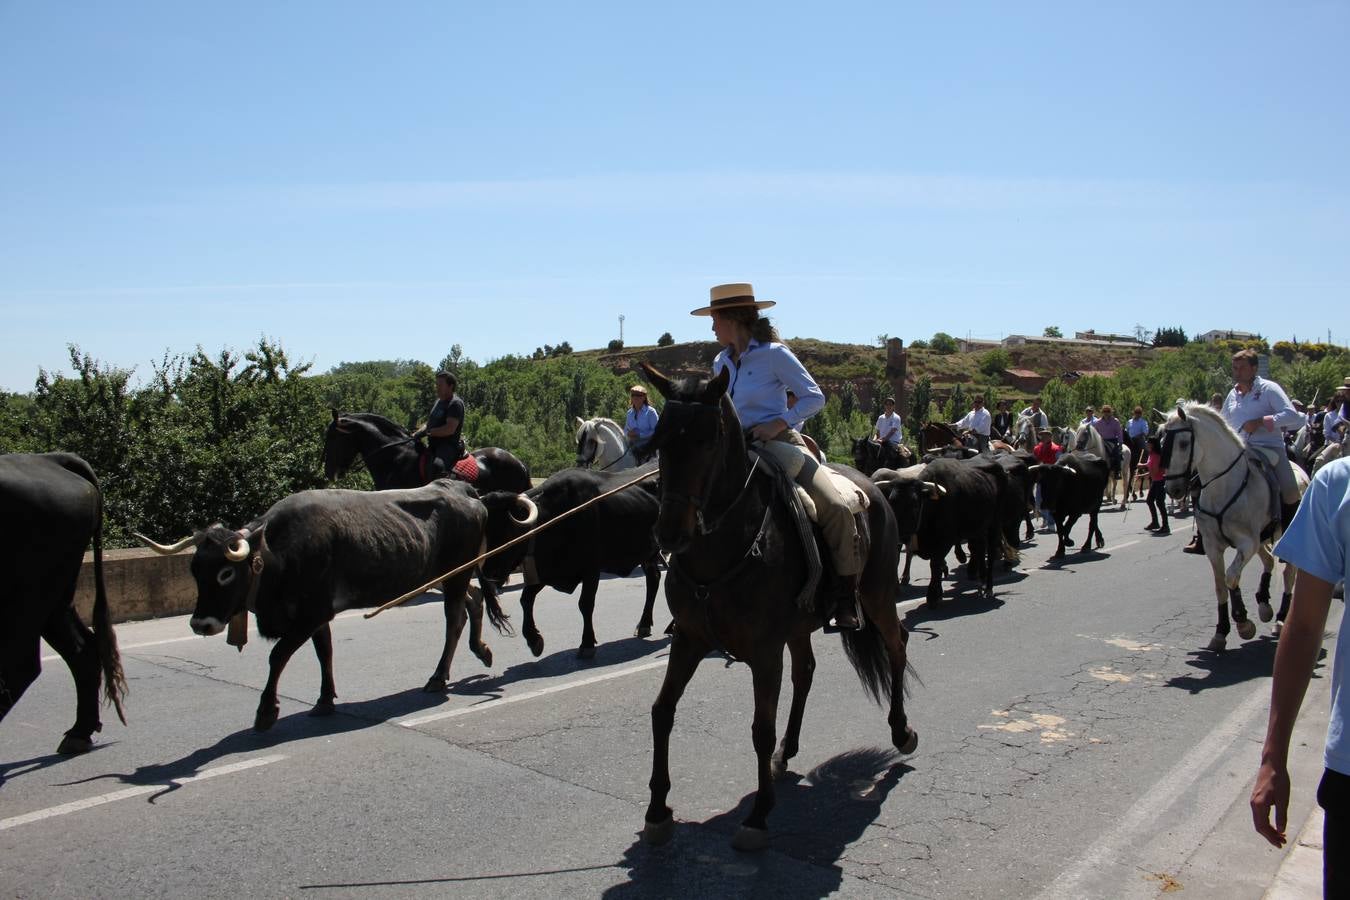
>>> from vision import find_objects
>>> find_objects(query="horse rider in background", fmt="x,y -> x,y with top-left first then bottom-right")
1127,406 -> 1150,492
1080,406 -> 1098,428
625,384 -> 659,459
413,370 -> 466,476
1019,398 -> 1049,432
991,399 -> 1014,442
874,397 -> 905,467
953,394 -> 992,454
1093,405 -> 1126,483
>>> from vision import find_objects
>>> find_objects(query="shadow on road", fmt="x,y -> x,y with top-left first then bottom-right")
903,592 -> 1006,628
0,744 -> 117,787
1166,637 -> 1327,694
603,748 -> 913,899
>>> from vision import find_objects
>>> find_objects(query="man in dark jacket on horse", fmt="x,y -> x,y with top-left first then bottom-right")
415,371 -> 466,477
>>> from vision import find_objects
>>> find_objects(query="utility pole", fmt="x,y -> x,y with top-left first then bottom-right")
619,315 -> 625,344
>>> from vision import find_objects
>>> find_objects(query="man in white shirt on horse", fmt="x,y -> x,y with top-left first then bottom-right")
954,395 -> 992,454
1222,349 -> 1304,509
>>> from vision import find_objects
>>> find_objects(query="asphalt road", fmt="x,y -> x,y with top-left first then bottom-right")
2,502 -> 1339,899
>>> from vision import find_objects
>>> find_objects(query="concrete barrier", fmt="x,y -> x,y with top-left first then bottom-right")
74,547 -> 197,625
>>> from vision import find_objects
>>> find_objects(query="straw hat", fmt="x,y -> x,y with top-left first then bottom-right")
628,384 -> 648,395
690,283 -> 776,317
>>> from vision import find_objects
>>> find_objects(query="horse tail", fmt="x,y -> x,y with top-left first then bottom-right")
840,619 -> 894,705
87,476 -> 127,725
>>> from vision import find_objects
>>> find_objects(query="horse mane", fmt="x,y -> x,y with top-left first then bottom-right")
1178,401 -> 1244,450
339,411 -> 409,438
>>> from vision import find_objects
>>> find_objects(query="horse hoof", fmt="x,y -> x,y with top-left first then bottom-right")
897,727 -> 919,755
476,644 -> 494,667
526,635 -> 545,658
1237,619 -> 1256,640
576,646 -> 596,660
309,699 -> 335,717
1206,635 -> 1227,653
731,826 -> 770,852
1273,621 -> 1284,638
642,814 -> 675,846
634,625 -> 652,639
56,733 -> 93,755
253,705 -> 280,732
1257,603 -> 1273,623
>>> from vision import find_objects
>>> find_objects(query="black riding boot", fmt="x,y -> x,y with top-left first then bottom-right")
1184,533 -> 1205,554
826,573 -> 862,632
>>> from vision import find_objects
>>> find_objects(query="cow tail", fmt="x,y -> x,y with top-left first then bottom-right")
478,570 -> 514,636
91,488 -> 127,725
840,619 -> 894,706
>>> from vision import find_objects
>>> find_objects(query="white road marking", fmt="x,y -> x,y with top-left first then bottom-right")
398,659 -> 670,728
1033,686 -> 1270,900
0,754 -> 286,832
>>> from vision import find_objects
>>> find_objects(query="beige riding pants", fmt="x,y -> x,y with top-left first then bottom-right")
755,430 -> 864,576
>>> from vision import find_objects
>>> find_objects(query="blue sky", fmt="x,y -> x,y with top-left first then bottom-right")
3,1 -> 1347,392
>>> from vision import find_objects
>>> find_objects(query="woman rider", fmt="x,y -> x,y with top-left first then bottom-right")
692,283 -> 863,631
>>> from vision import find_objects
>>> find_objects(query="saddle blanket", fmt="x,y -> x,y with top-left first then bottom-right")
452,453 -> 479,483
795,470 -> 869,523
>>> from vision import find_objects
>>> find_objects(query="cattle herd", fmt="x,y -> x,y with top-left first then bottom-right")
0,402 -> 1282,850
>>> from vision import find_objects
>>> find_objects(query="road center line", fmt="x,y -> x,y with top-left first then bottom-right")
398,659 -> 669,728
1033,686 -> 1270,900
0,754 -> 286,831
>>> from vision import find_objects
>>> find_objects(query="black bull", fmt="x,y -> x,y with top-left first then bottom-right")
137,480 -> 534,732
1,453 -> 127,754
479,466 -> 663,660
1032,451 -> 1109,559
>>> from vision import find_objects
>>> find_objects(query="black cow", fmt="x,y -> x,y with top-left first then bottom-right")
479,465 -> 662,660
136,480 -> 532,731
1032,451 -> 1109,559
1,453 -> 127,754
875,457 -> 1004,605
992,450 -> 1039,547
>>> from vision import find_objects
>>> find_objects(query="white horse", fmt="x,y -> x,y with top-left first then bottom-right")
1010,414 -> 1040,450
1162,403 -> 1309,651
1313,423 -> 1347,473
574,416 -> 638,471
1067,423 -> 1132,509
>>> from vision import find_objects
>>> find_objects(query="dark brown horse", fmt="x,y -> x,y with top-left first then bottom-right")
917,420 -> 964,456
323,411 -> 531,494
637,363 -> 918,851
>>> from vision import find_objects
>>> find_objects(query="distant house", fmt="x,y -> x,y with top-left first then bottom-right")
1003,333 -> 1148,350
1197,329 -> 1261,343
1074,329 -> 1148,346
957,338 -> 1002,353
1004,368 -> 1049,392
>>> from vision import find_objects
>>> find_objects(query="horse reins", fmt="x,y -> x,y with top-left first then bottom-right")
1163,423 -> 1250,547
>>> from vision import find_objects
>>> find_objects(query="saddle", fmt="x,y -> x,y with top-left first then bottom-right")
749,445 -> 870,612
1243,448 -> 1288,537
418,448 -> 479,485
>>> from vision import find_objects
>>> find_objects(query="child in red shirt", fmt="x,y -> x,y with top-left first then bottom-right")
1142,435 -> 1170,534
1032,430 -> 1061,529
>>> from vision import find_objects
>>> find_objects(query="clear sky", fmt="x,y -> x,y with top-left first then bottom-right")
3,1 -> 1347,392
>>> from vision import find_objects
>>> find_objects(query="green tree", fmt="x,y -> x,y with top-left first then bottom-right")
909,375 -> 932,424
979,349 -> 1010,378
657,332 -> 674,347
930,333 -> 958,355
1043,326 -> 1062,338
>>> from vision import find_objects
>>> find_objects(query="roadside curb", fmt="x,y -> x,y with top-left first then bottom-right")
1264,804 -> 1324,898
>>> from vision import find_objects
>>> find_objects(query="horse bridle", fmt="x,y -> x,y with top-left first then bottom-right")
1162,422 -> 1250,546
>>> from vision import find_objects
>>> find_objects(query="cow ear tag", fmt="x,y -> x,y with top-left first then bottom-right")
250,553 -> 264,576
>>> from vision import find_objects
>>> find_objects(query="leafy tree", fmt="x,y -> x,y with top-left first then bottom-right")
908,339 -> 930,350
606,339 -> 624,352
930,333 -> 958,355
657,332 -> 674,347
1043,326 -> 1062,338
979,349 -> 1010,378
909,375 -> 932,424
1153,326 -> 1188,347
944,384 -> 967,421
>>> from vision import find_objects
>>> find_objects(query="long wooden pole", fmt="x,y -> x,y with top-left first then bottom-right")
364,467 -> 660,620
